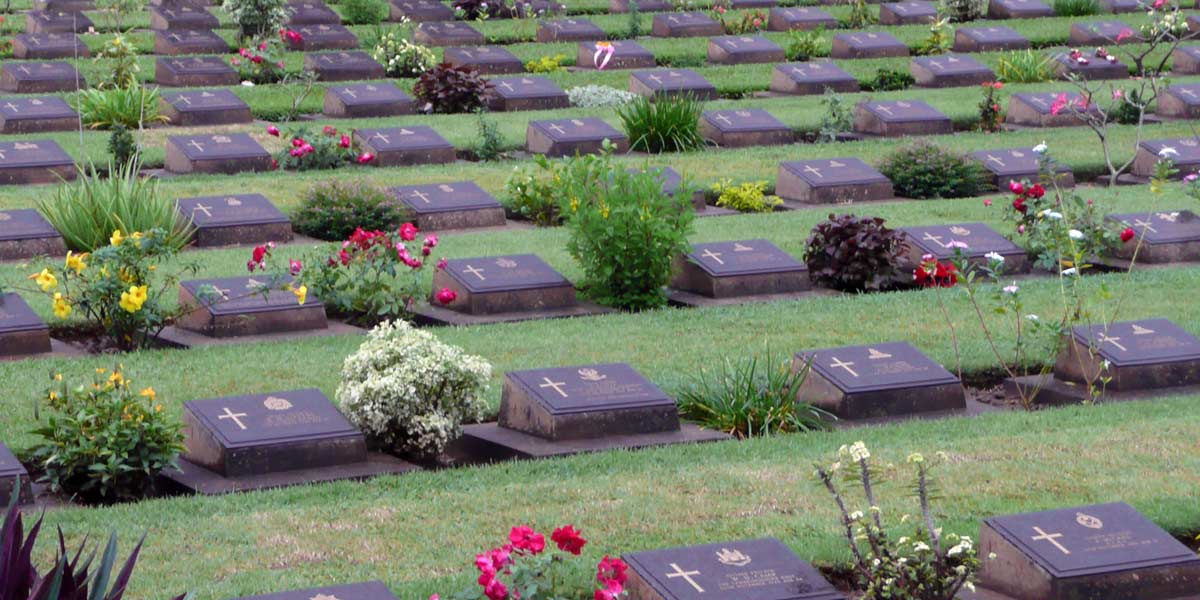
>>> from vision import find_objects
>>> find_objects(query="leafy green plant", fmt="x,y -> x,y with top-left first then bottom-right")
711,179 -> 781,213
96,0 -> 145,31
627,0 -> 642,37
844,0 -> 876,28
677,351 -> 828,438
938,0 -> 986,21
505,152 -> 612,226
617,95 -> 705,153
341,0 -> 385,23
1110,87 -> 1149,124
879,141 -> 988,199
75,83 -> 167,130
372,30 -> 435,77
785,27 -> 824,61
473,109 -> 504,161
710,6 -> 767,34
223,0 -> 292,38
804,213 -> 906,292
818,89 -> 853,142
978,81 -> 1004,132
452,0 -> 497,20
917,17 -> 954,56
94,34 -> 140,90
414,63 -> 491,114
108,124 -> 137,166
566,84 -> 637,108
233,37 -> 287,84
1053,0 -> 1100,16
293,180 -> 405,240
525,53 -> 567,73
996,49 -> 1054,83
866,68 -> 915,91
271,124 -> 365,170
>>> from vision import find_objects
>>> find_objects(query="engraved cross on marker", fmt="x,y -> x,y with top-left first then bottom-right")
371,132 -> 391,144
410,190 -> 431,204
462,265 -> 485,280
829,357 -> 858,377
665,564 -> 704,593
187,140 -> 205,153
538,377 -> 568,397
1030,527 -> 1070,555
700,248 -> 724,264
803,165 -> 823,179
218,407 -> 248,430
712,113 -> 732,126
922,232 -> 947,248
1133,218 -> 1157,233
192,203 -> 213,217
985,154 -> 1005,167
1097,333 -> 1127,352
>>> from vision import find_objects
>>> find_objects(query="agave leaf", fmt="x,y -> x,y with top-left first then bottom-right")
100,533 -> 145,600
85,532 -> 120,600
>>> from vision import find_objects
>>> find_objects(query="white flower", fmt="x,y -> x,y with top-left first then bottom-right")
913,542 -> 931,552
1003,283 -> 1019,294
1045,211 -> 1064,220
1062,267 -> 1078,276
241,80 -> 255,87
1159,146 -> 1180,158
988,552 -> 997,560
848,441 -> 870,462
1068,229 -> 1084,240
1033,141 -> 1048,153
985,251 -> 1005,263
1026,314 -> 1040,321
966,582 -> 976,593
947,240 -> 969,250
850,511 -> 864,520
1102,359 -> 1111,370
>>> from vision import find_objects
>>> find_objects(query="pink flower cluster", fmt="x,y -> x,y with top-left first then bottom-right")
246,241 -> 277,272
325,225 -> 436,270
594,555 -> 629,600
280,28 -> 304,45
1049,92 -> 1088,116
466,525 -> 618,600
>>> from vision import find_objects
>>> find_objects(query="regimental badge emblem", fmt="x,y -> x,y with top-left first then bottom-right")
14,142 -> 37,150
225,197 -> 242,207
1132,324 -> 1155,335
1182,139 -> 1198,147
1011,151 -> 1025,158
1075,512 -> 1104,529
263,396 -> 293,411
577,368 -> 606,382
495,258 -> 518,268
309,595 -> 341,600
213,135 -> 232,143
732,243 -> 753,252
949,226 -> 971,237
716,548 -> 751,567
1157,211 -> 1180,222
867,348 -> 893,360
0,213 -> 10,221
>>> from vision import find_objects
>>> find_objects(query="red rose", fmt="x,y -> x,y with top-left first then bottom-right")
1012,197 -> 1027,214
357,152 -> 374,164
1120,227 -> 1136,243
399,222 -> 419,241
338,249 -> 351,266
251,54 -> 263,63
435,287 -> 457,305
551,525 -> 587,555
483,579 -> 508,600
252,245 -> 267,263
597,556 -> 629,585
267,125 -> 280,136
340,134 -> 351,148
1008,180 -> 1024,195
1028,183 -> 1045,199
509,525 -> 545,555
323,125 -> 337,136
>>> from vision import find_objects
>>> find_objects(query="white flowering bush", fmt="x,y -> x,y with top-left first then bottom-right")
372,32 -> 436,78
337,320 -> 491,457
566,85 -> 638,109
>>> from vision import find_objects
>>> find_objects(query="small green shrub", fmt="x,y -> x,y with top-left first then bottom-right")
997,49 -> 1054,83
617,94 -> 706,153
938,0 -> 986,21
785,27 -> 824,61
711,179 -> 781,213
866,68 -> 915,91
473,109 -> 504,161
94,34 -> 141,90
879,141 -> 989,199
76,83 -> 167,130
414,63 -> 491,114
844,0 -> 876,28
804,213 -> 906,292
293,180 -> 405,240
341,0 -> 385,24
372,31 -> 435,77
677,351 -> 829,438
1053,0 -> 1099,16
505,152 -> 612,226
1111,88 -> 1148,124
525,53 -> 567,73
916,17 -> 953,56
567,84 -> 637,108
223,0 -> 293,38
108,124 -> 137,166
818,89 -> 853,142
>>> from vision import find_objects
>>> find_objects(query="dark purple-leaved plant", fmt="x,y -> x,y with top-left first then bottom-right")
804,213 -> 907,292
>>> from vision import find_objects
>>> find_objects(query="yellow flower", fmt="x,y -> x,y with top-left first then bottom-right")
292,284 -> 308,305
95,367 -> 107,375
140,387 -> 156,401
29,268 -> 57,292
119,284 -> 148,313
54,373 -> 62,381
130,231 -> 143,240
48,391 -> 57,401
64,251 -> 88,275
52,292 -> 71,319
110,230 -> 125,246
109,371 -> 125,386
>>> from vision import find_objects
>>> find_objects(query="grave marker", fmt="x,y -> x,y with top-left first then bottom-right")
0,139 -> 74,184
486,76 -> 569,111
971,147 -> 1075,189
699,108 -> 793,147
323,82 -> 414,117
0,208 -> 66,259
443,46 -> 524,75
32,0 -> 93,10
389,0 -> 454,21
671,239 -> 809,299
154,29 -> 230,55
148,4 -> 218,29
0,61 -> 84,93
536,17 -> 605,42
155,55 -> 239,87
707,35 -> 785,65
1107,209 -> 1200,263
953,26 -> 1030,52
987,0 -> 1053,18
0,96 -> 76,133
177,194 -> 292,247
165,134 -> 272,175
285,23 -> 358,50
233,582 -> 399,600
160,89 -> 251,126
353,125 -> 455,167
878,0 -> 937,25
575,40 -> 655,70
431,254 -> 576,316
1099,0 -> 1139,11
767,6 -> 837,30
776,158 -> 893,204
526,117 -> 629,157
769,60 -> 859,95
0,443 -> 33,505
175,276 -> 326,338
1005,91 -> 1095,127
1131,137 -> 1200,178
610,0 -> 671,11
25,9 -> 92,33
1069,20 -> 1138,46
1052,51 -> 1128,80
11,33 -> 88,59
795,341 -> 964,419
288,0 -> 342,25
900,222 -> 1028,273
853,99 -> 952,137
386,180 -> 506,231
303,50 -> 385,81
651,12 -> 724,37
1156,82 -> 1200,119
414,22 -> 484,46
1171,45 -> 1200,74
629,68 -> 718,101
911,53 -> 995,87
830,31 -> 908,59
0,292 -> 52,359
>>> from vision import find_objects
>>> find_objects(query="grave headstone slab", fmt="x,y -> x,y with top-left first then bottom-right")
1056,319 -> 1200,390
25,10 -> 92,33
414,21 -> 484,46
642,166 -> 706,212
354,125 -> 455,167
386,180 -> 505,231
0,442 -> 33,505
32,0 -> 93,11
911,53 -> 996,87
288,0 -> 341,25
498,363 -> 679,440
1171,45 -> 1200,74
154,29 -> 230,55
830,31 -> 909,59
1190,14 -> 1200,34
1005,91 -> 1095,127
1069,20 -> 1138,46
526,117 -> 629,157
176,275 -> 326,337
155,56 -> 239,87
879,0 -> 937,25
1099,0 -> 1139,11
0,208 -> 66,259
510,0 -> 567,17
953,25 -> 1030,52
536,18 -> 605,42
432,254 -> 575,315
624,538 -> 844,600
0,96 -> 76,133
610,0 -> 671,11
149,4 -> 218,29
629,68 -> 718,101
1053,51 -> 1128,80
987,0 -> 1053,18
769,60 -> 859,95
0,291 -> 51,358
177,194 -> 292,247
1158,82 -> 1200,118
165,134 -> 272,175
724,0 -> 777,7
233,582 -> 399,600
323,82 -> 414,117
575,40 -> 655,70
1107,209 -> 1200,263
486,75 -> 569,111
900,222 -> 1027,273
389,0 -> 454,21
979,502 -> 1200,600
767,6 -> 837,30
671,239 -> 808,298
651,12 -> 724,37
303,50 -> 385,81
443,46 -> 524,74
286,23 -> 358,50
1131,137 -> 1200,178
699,108 -> 793,147
11,33 -> 88,59
777,158 -> 893,204
0,61 -> 83,93
853,99 -> 952,137
972,147 -> 1075,189
795,341 -> 963,418
160,89 -> 251,127
707,35 -> 785,65
0,139 -> 74,184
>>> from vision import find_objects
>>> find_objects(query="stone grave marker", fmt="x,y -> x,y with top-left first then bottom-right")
699,108 -> 793,147
1057,319 -> 1200,391
430,254 -> 576,316
629,68 -> 718,101
160,89 -> 251,127
0,61 -> 83,93
953,25 -> 1030,52
0,208 -> 66,259
486,76 -> 569,111
900,222 -> 1027,273
1156,82 -> 1200,118
767,6 -> 837,30
177,194 -> 293,247
526,117 -> 629,157
511,0 -> 567,17
386,180 -> 505,231
354,125 -> 455,167
233,582 -> 399,600
0,96 -> 76,133
1171,45 -> 1200,74
777,158 -> 893,204
155,55 -> 239,87
724,0 -> 776,7
414,21 -> 484,46
288,0 -> 341,25
623,538 -> 843,600
830,31 -> 908,59
879,0 -> 937,25
1005,91 -> 1096,127
911,53 -> 996,87
671,239 -> 809,299
389,0 -> 453,21
1189,14 -> 1200,33
707,35 -> 785,65
154,29 -> 230,55
303,50 -> 385,81
11,33 -> 88,59
641,166 -> 707,213
575,40 -> 655,70
0,292 -> 52,359
972,147 -> 1075,189
175,276 -> 326,338
1052,50 -> 1128,80
25,10 -> 92,33
442,46 -> 524,75
148,4 -> 218,29
0,442 -> 33,505
33,0 -> 93,10
769,60 -> 859,95
853,99 -> 952,137
610,0 -> 670,11
1069,20 -> 1138,46
651,12 -> 724,37
0,140 -> 74,184
165,134 -> 272,175
324,82 -> 414,117
794,341 -> 963,419
1107,210 -> 1200,263
987,0 -> 1053,18
1099,0 -> 1139,12
285,24 -> 359,50
536,17 -> 605,42
978,503 -> 1200,599
1131,137 -> 1200,178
